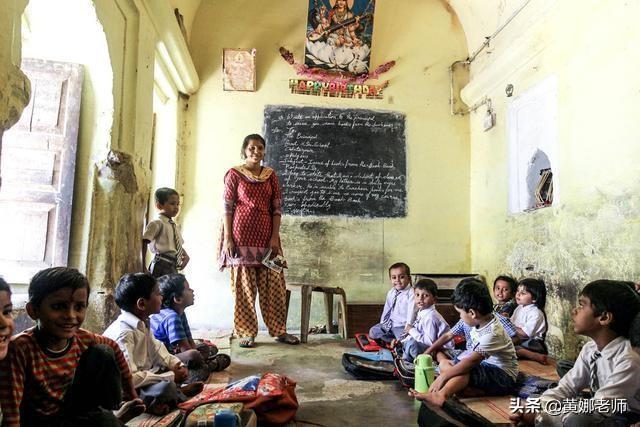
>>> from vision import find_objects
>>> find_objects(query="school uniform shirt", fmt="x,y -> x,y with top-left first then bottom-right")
541,337 -> 640,420
406,306 -> 453,349
0,328 -> 135,426
142,214 -> 184,256
103,310 -> 182,389
510,304 -> 546,340
451,313 -> 518,349
469,314 -> 519,380
150,308 -> 193,352
379,285 -> 415,328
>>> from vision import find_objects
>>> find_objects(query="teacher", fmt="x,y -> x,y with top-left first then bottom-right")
218,134 -> 299,348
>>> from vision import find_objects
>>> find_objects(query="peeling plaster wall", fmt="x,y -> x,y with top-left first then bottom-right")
464,0 -> 640,358
182,0 -> 470,329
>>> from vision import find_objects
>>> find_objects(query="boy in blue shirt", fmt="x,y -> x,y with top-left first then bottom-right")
151,274 -> 230,373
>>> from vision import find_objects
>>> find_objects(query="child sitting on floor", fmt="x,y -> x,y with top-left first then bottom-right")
510,280 -> 640,426
151,274 -> 230,374
412,278 -> 518,407
104,273 -> 203,415
426,278 -> 519,360
511,278 -> 548,364
399,279 -> 452,362
369,262 -> 415,346
493,275 -> 517,318
0,268 -> 144,426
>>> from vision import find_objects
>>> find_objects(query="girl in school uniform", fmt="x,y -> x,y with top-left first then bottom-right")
511,278 -> 548,364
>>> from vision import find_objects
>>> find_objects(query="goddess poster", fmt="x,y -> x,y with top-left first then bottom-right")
304,0 -> 376,75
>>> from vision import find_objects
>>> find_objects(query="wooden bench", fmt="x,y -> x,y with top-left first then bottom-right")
285,283 -> 348,343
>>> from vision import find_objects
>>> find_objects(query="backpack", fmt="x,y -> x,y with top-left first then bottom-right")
341,352 -> 396,380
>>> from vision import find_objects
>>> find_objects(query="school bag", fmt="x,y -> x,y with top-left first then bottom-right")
393,357 -> 416,389
341,352 -> 396,380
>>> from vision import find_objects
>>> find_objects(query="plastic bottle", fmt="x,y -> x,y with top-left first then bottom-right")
414,354 -> 435,393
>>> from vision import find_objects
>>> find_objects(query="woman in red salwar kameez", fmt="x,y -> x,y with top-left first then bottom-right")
219,134 -> 299,348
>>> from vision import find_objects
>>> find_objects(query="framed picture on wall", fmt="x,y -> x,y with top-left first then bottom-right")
222,48 -> 256,91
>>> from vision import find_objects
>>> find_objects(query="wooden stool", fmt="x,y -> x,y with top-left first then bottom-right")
285,283 -> 348,343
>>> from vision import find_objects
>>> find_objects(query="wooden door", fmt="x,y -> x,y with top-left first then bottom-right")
0,58 -> 83,284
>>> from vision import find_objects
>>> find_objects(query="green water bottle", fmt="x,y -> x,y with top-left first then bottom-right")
414,354 -> 435,393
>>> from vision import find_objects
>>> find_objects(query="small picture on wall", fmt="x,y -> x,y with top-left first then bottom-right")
222,48 -> 256,91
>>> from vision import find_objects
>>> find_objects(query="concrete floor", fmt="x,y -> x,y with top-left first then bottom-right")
224,333 -> 421,427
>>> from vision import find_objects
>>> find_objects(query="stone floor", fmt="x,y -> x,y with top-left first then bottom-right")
218,333 -> 421,427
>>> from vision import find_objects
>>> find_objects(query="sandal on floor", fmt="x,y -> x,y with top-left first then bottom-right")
207,353 -> 231,372
238,337 -> 255,348
275,333 -> 300,345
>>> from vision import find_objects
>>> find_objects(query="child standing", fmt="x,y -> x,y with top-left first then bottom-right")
151,274 -> 230,373
0,278 -> 14,424
0,268 -> 144,427
493,275 -> 517,318
103,273 -> 203,415
142,187 -> 190,278
400,279 -> 451,362
369,262 -> 415,345
412,279 -> 518,407
511,278 -> 548,364
510,280 -> 640,426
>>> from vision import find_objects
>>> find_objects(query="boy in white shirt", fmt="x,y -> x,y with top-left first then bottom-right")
511,278 -> 548,364
510,280 -> 640,426
411,279 -> 518,406
103,273 -> 203,415
399,279 -> 452,362
369,262 -> 415,345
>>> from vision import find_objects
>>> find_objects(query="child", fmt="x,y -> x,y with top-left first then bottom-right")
412,279 -> 518,407
511,278 -> 548,364
0,268 -> 144,426
510,280 -> 640,426
369,262 -> 415,345
103,273 -> 203,415
150,274 -> 230,373
426,278 -> 519,361
142,187 -> 190,278
493,275 -> 517,318
0,278 -> 14,424
400,279 -> 452,362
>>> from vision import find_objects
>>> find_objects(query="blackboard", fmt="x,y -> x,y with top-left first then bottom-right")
263,105 -> 406,218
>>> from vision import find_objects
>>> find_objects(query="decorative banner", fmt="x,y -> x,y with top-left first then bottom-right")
222,48 -> 256,91
305,0 -> 376,76
289,78 -> 387,99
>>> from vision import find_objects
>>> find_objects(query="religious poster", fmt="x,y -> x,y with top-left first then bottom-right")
304,0 -> 376,75
222,48 -> 256,91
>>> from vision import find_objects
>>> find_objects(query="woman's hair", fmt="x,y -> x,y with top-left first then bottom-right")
0,277 -> 10,294
240,134 -> 266,159
581,280 -> 640,338
493,275 -> 517,294
518,278 -> 546,310
157,274 -> 187,308
29,268 -> 90,308
414,279 -> 438,298
115,273 -> 157,313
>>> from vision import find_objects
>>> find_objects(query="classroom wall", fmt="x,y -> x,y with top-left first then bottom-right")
181,0 -> 470,329
463,0 -> 640,358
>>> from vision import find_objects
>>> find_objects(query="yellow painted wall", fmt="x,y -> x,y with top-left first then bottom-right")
181,0 -> 470,328
464,0 -> 640,357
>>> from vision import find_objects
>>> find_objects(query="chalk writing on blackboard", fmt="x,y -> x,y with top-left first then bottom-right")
263,105 -> 406,218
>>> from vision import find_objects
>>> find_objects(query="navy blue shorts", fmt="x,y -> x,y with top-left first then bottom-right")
467,361 -> 516,395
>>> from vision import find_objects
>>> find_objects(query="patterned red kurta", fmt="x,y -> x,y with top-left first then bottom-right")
218,166 -> 283,269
